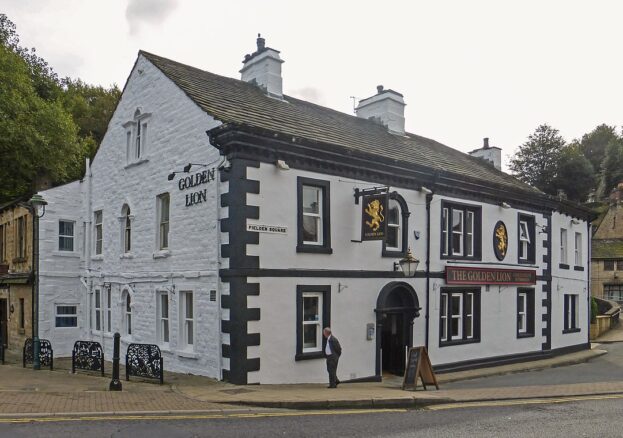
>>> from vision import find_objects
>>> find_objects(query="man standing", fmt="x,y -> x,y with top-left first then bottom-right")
323,327 -> 341,388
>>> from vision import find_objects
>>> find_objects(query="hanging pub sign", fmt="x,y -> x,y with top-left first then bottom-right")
361,193 -> 388,240
493,221 -> 508,261
446,266 -> 537,285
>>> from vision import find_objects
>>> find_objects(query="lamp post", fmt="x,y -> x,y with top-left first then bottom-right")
28,194 -> 47,370
398,247 -> 420,277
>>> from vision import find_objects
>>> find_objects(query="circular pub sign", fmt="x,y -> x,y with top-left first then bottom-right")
493,221 -> 508,261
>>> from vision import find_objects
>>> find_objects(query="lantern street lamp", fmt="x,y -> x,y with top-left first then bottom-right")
398,247 -> 420,277
28,194 -> 47,370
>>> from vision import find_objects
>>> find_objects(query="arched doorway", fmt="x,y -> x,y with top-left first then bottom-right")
375,282 -> 421,377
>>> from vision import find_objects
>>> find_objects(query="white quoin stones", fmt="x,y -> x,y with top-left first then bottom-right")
240,34 -> 284,99
469,137 -> 502,171
355,85 -> 406,135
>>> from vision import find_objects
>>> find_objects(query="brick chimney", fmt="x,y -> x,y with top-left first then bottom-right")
355,85 -> 406,135
469,137 -> 502,171
240,34 -> 284,99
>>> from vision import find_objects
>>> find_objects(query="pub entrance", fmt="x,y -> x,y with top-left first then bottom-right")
0,298 -> 7,348
375,282 -> 421,377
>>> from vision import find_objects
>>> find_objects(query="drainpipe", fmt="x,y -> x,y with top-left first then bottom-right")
587,220 -> 592,346
84,158 -> 92,341
424,193 -> 433,350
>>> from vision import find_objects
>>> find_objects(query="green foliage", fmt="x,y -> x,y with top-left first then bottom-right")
553,145 -> 595,202
509,124 -> 566,195
591,297 -> 598,323
601,137 -> 623,195
578,124 -> 620,173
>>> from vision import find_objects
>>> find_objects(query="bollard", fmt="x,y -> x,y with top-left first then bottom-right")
109,332 -> 122,391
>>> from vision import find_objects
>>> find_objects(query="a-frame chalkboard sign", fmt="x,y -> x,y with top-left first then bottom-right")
402,346 -> 439,391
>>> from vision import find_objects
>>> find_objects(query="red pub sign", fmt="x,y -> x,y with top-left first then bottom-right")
446,266 -> 537,285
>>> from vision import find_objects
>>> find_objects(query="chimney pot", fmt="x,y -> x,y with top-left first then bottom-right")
257,33 -> 265,51
240,35 -> 284,98
483,137 -> 489,149
377,85 -> 384,94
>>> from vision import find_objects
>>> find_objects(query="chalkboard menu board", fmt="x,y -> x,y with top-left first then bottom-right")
402,346 -> 439,391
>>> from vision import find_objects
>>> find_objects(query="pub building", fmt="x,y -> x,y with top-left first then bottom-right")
36,36 -> 592,384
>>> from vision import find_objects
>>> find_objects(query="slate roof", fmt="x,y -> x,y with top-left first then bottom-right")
141,51 -> 541,195
592,239 -> 623,259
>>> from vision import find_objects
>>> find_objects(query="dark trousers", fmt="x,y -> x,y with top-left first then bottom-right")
326,354 -> 339,387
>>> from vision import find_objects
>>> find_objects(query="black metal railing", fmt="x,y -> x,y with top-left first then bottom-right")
72,340 -> 105,376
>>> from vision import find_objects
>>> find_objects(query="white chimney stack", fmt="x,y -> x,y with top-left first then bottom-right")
355,85 -> 406,135
240,34 -> 284,99
468,137 -> 502,171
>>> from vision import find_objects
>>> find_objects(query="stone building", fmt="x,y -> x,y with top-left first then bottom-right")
37,36 -> 593,384
0,201 -> 33,351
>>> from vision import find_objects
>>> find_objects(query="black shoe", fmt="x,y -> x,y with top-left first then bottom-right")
336,379 -> 340,387
327,385 -> 337,388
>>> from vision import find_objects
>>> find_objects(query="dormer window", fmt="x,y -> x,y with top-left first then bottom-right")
123,109 -> 151,165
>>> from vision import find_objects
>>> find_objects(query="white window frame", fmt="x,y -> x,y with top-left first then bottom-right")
94,288 -> 102,332
574,232 -> 582,266
465,211 -> 474,257
451,210 -> 464,256
55,304 -> 78,328
301,292 -> 323,353
519,220 -> 530,261
440,293 -> 448,341
157,291 -> 170,347
302,185 -> 323,245
450,293 -> 463,340
94,210 -> 103,255
564,293 -> 580,331
123,109 -> 151,165
385,199 -> 402,251
518,292 -> 527,334
441,208 -> 449,256
105,288 -> 112,333
157,193 -> 170,250
121,205 -> 132,254
180,291 -> 194,350
58,219 -> 75,252
123,291 -> 132,337
560,228 -> 568,264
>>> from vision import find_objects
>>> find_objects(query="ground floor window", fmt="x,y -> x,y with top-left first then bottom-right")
604,284 -> 623,303
563,294 -> 580,333
105,288 -> 112,333
180,291 -> 194,350
94,289 -> 102,331
19,298 -> 24,330
295,285 -> 331,360
158,292 -> 170,347
55,305 -> 78,327
123,291 -> 132,336
517,288 -> 535,338
439,288 -> 480,346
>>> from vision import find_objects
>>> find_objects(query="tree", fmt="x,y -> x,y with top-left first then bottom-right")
509,124 -> 566,195
600,138 -> 623,195
553,145 -> 595,202
0,44 -> 87,203
578,124 -> 620,172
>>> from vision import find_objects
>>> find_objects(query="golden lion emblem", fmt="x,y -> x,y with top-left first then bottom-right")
365,199 -> 385,231
495,223 -> 507,256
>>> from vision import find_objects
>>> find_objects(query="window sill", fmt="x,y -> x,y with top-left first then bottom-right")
295,351 -> 325,361
559,263 -> 570,270
91,255 -> 103,261
440,255 -> 482,262
562,328 -> 581,334
382,248 -> 406,258
176,349 -> 198,359
574,266 -> 585,271
296,245 -> 333,254
120,253 -> 134,259
124,158 -> 149,169
439,338 -> 480,348
153,249 -> 171,259
12,257 -> 27,263
518,259 -> 536,265
517,332 -> 535,339
53,251 -> 80,258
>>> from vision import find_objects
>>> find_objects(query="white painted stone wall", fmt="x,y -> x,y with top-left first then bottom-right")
83,54 -> 224,378
38,180 -> 85,356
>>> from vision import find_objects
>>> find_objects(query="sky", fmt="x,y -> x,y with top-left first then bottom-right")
3,0 -> 623,169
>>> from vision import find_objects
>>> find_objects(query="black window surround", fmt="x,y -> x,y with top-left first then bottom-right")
439,288 -> 481,347
295,285 -> 331,361
382,193 -> 410,258
516,288 -> 535,338
440,201 -> 482,261
517,213 -> 536,265
296,177 -> 332,254
563,293 -> 581,333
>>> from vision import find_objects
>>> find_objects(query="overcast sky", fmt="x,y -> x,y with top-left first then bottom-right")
3,0 -> 622,168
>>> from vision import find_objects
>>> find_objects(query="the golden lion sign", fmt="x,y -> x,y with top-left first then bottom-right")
365,199 -> 385,232
362,195 -> 387,240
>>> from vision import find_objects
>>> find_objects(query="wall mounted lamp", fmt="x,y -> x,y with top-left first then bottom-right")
393,247 -> 420,277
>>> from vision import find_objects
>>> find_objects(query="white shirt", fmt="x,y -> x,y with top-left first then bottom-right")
325,335 -> 332,355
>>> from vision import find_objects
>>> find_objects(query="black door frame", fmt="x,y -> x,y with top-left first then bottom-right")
375,281 -> 421,378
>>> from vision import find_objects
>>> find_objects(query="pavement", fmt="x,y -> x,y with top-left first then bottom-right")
0,341 -> 619,416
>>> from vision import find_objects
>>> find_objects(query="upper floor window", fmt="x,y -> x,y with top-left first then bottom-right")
603,260 -> 623,271
94,210 -> 103,255
518,214 -> 536,264
124,109 -> 151,165
560,228 -> 568,267
297,177 -> 332,254
0,224 -> 5,262
15,216 -> 26,259
574,232 -> 582,267
441,202 -> 481,260
121,205 -> 132,254
157,193 -> 170,250
383,194 -> 409,257
58,220 -> 75,252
